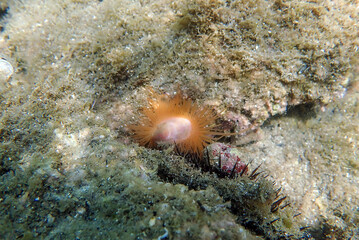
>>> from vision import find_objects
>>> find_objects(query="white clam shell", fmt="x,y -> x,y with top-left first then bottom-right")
0,58 -> 14,82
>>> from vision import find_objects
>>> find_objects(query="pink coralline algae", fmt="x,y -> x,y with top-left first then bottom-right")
207,143 -> 248,175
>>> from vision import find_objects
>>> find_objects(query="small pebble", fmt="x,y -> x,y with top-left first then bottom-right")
149,217 -> 156,227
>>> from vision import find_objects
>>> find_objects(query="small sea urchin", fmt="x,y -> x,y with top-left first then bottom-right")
129,90 -> 221,157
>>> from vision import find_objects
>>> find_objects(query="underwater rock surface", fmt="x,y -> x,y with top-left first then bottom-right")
0,0 -> 358,239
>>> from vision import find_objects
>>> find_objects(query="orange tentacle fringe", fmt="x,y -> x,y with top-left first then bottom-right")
129,90 -> 221,157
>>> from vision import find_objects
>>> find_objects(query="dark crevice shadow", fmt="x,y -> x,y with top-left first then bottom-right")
262,102 -> 318,128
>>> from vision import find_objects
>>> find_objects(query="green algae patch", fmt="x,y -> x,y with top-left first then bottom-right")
0,141 -> 260,239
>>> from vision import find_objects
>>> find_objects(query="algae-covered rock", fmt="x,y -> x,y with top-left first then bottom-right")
0,0 -> 358,239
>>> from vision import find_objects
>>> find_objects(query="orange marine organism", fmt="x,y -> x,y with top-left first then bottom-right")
129,91 -> 221,157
